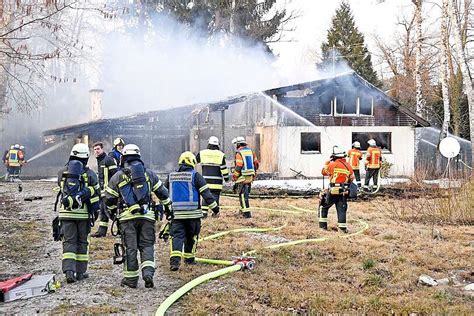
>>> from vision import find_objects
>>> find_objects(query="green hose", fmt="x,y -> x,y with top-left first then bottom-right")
155,264 -> 242,316
219,205 -> 303,215
195,258 -> 234,266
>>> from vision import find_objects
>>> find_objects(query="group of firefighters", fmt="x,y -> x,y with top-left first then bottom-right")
10,134 -> 381,289
54,136 -> 259,288
2,144 -> 27,181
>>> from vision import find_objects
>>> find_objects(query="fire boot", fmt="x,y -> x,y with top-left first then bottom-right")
65,271 -> 76,284
121,278 -> 138,289
91,226 -> 107,238
143,276 -> 154,288
242,211 -> 252,218
76,273 -> 89,281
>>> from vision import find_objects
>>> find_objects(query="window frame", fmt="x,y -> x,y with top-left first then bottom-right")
352,132 -> 392,153
300,132 -> 322,154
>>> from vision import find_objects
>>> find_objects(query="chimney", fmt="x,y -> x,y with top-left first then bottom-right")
89,89 -> 103,121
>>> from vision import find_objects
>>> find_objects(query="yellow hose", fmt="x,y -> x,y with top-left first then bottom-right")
155,205 -> 369,315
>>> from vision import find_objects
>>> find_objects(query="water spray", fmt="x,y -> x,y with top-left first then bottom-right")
26,139 -> 71,163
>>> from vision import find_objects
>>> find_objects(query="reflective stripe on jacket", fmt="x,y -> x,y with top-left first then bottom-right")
57,168 -> 100,220
7,149 -> 21,167
347,149 -> 362,170
366,147 -> 382,169
198,149 -> 229,190
169,171 -> 202,219
321,159 -> 354,195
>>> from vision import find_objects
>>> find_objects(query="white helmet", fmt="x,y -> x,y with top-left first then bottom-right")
331,146 -> 346,158
367,139 -> 377,147
19,145 -> 25,150
113,137 -> 125,147
14,144 -> 20,149
232,136 -> 246,145
70,143 -> 90,159
352,141 -> 361,149
122,144 -> 141,157
208,136 -> 219,146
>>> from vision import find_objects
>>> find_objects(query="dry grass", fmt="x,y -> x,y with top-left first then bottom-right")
382,178 -> 473,226
155,195 -> 473,314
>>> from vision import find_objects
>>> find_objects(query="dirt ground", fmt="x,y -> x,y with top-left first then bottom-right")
0,180 -> 473,314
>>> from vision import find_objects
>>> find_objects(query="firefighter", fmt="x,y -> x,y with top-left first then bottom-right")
166,151 -> 218,271
347,141 -> 362,187
6,144 -> 25,181
104,144 -> 172,289
319,146 -> 354,233
231,136 -> 259,218
364,139 -> 382,190
57,143 -> 100,283
91,142 -> 118,237
109,137 -> 125,165
196,136 -> 229,218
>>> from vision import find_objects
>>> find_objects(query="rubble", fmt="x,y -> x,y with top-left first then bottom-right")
418,274 -> 437,286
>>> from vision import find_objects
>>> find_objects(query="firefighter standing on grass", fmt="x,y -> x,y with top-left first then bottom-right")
91,142 -> 118,237
347,141 -> 362,187
232,136 -> 259,218
364,139 -> 382,191
196,136 -> 229,218
319,146 -> 354,233
166,151 -> 218,271
104,144 -> 172,288
57,143 -> 100,283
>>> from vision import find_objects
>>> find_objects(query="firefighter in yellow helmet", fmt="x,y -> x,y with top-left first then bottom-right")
5,144 -> 25,181
196,136 -> 229,218
165,151 -> 218,271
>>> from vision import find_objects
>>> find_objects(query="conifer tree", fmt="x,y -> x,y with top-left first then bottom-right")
321,2 -> 381,87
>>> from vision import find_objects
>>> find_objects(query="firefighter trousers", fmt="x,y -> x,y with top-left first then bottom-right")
318,193 -> 348,230
238,183 -> 251,217
169,218 -> 201,267
202,190 -> 221,216
353,169 -> 361,186
120,219 -> 156,283
61,220 -> 91,274
365,168 -> 380,187
95,198 -> 110,234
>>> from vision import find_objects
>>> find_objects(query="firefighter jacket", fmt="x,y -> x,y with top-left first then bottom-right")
233,146 -> 259,183
165,165 -> 217,219
366,147 -> 382,169
108,148 -> 122,165
347,148 -> 362,170
57,165 -> 100,221
6,149 -> 24,167
104,166 -> 171,223
322,159 -> 354,195
96,152 -> 118,190
196,148 -> 229,191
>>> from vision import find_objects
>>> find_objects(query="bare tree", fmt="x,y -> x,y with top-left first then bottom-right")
449,0 -> 474,164
440,0 -> 451,140
0,0 -> 102,113
412,0 -> 427,117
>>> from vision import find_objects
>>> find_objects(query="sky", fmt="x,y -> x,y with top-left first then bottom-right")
270,0 -> 418,79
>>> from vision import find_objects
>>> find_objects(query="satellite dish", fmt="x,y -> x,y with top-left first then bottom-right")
439,137 -> 461,158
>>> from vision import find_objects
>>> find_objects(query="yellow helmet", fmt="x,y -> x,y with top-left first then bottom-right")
178,151 -> 197,168
113,137 -> 125,147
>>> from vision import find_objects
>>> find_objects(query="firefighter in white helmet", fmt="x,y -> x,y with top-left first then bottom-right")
56,143 -> 100,284
109,137 -> 125,165
104,144 -> 172,288
347,141 -> 362,187
232,136 -> 259,218
195,136 -> 229,218
364,139 -> 382,190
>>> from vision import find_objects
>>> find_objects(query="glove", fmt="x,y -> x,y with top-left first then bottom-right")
164,204 -> 174,220
211,206 -> 220,217
158,222 -> 170,242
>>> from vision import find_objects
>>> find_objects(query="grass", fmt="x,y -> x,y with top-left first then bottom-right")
161,195 -> 473,314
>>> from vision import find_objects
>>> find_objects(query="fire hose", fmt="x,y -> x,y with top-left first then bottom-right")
155,205 -> 369,316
